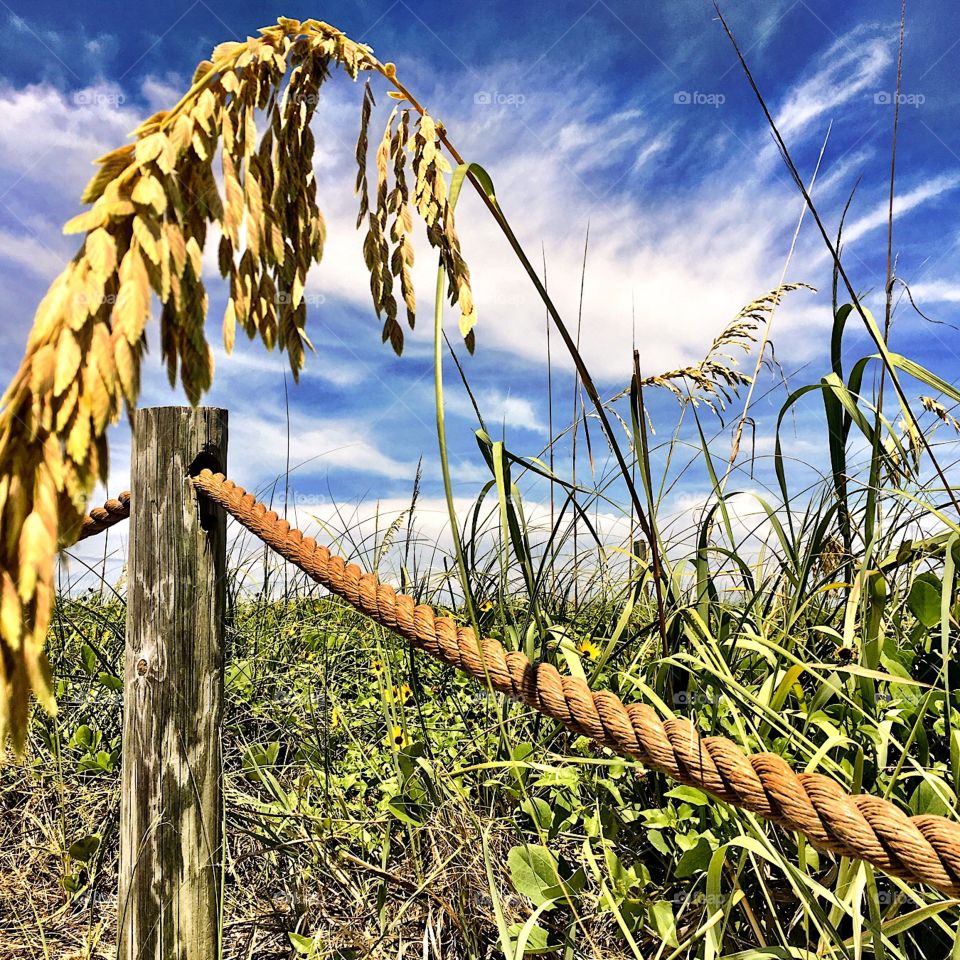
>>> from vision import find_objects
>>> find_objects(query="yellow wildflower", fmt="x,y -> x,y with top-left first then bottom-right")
576,639 -> 601,662
386,725 -> 409,750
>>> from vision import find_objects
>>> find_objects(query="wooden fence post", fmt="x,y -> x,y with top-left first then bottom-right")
119,406 -> 228,960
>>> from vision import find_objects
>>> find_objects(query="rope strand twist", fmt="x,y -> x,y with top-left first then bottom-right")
74,492 -> 131,542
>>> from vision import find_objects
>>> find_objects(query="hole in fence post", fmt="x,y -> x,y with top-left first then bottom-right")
189,449 -> 223,532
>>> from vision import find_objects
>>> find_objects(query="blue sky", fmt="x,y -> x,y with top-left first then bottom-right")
1,0 -> 959,567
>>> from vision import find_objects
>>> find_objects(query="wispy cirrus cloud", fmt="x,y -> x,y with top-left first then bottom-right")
840,173 -> 960,247
773,25 -> 893,141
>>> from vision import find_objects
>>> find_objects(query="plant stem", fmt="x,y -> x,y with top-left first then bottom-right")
433,253 -> 479,634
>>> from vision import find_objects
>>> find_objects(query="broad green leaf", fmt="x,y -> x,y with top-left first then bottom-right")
675,836 -> 714,878
521,797 -> 554,832
648,899 -> 678,948
908,572 -> 943,629
508,845 -> 566,908
80,643 -> 97,675
97,671 -> 123,691
664,785 -> 710,806
510,914 -> 558,956
287,932 -> 319,957
68,834 -> 101,863
910,776 -> 955,817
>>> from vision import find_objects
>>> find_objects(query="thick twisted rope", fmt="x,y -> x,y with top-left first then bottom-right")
74,470 -> 960,895
73,492 -> 131,543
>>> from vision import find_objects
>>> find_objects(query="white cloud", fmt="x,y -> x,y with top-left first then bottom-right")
555,107 -> 652,171
446,387 -> 546,433
908,281 -> 960,304
230,409 -> 418,486
450,460 -> 490,484
0,80 -> 135,199
140,76 -> 184,113
292,62 -> 868,386
209,341 -> 366,389
0,227 -> 69,280
840,173 -> 960,247
773,26 -> 892,141
76,402 -> 425,543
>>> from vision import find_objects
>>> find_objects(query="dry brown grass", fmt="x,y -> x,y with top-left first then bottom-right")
0,758 -> 532,959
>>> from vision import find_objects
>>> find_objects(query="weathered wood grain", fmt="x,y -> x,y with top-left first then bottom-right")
119,406 -> 227,960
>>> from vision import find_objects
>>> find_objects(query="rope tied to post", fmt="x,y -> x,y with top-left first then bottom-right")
70,472 -> 960,897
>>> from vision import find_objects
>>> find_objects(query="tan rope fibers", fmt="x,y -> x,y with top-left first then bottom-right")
74,492 -> 130,542
71,472 -> 960,896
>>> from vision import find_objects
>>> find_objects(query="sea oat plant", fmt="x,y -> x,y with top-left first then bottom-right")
0,17 -> 479,749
